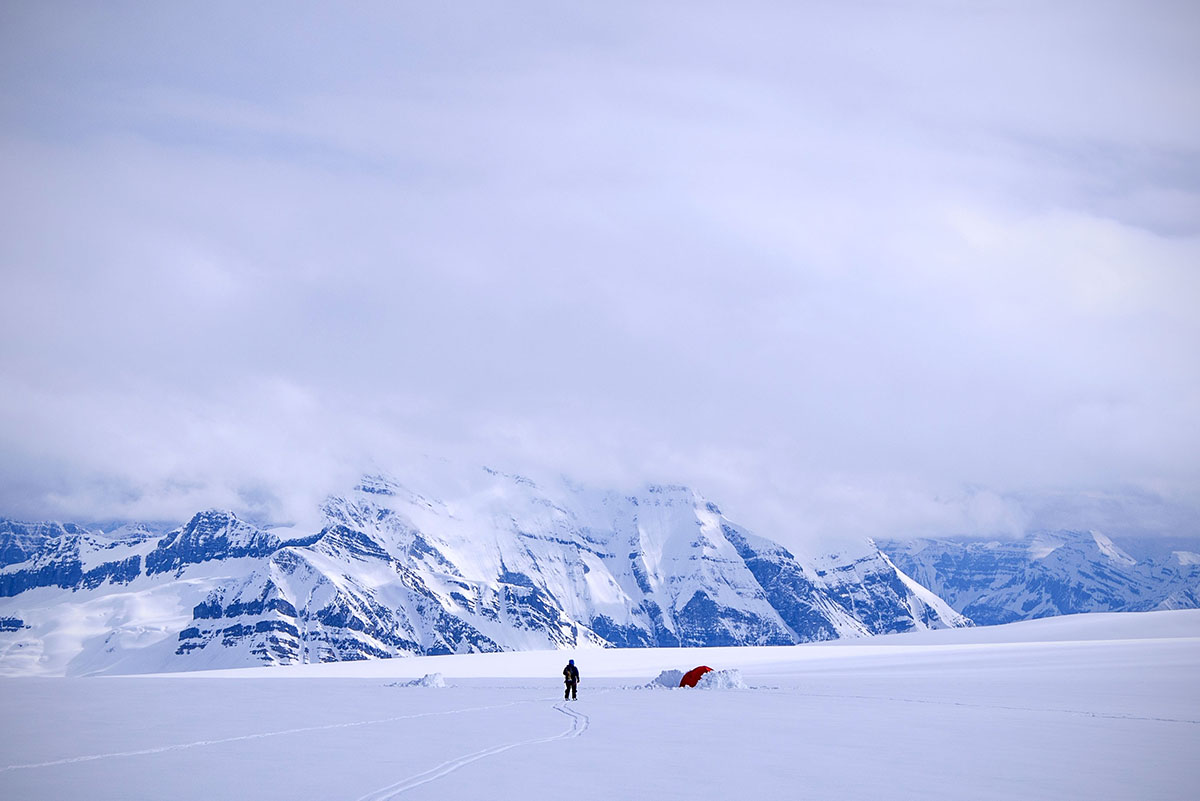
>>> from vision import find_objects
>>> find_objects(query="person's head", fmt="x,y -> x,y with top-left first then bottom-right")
568,659 -> 574,665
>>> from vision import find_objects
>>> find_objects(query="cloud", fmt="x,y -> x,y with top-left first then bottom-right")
1,2 -> 1197,547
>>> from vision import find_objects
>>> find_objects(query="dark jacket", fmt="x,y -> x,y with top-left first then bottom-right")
563,664 -> 580,684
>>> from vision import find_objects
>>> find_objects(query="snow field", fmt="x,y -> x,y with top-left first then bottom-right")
1,610 -> 1197,800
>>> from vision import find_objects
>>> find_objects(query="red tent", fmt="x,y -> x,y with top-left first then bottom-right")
679,665 -> 713,688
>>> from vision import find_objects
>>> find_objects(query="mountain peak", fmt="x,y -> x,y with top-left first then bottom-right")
1088,530 -> 1137,565
881,529 -> 1196,625
0,469 -> 969,675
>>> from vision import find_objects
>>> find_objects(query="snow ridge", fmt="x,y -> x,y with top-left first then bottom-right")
880,530 -> 1200,624
1,468 -> 967,675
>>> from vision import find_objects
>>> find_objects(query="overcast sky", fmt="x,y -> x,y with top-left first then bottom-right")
1,1 -> 1198,547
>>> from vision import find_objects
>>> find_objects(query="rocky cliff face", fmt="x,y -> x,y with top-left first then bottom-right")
0,469 -> 967,675
879,530 -> 1200,625
0,520 -> 155,598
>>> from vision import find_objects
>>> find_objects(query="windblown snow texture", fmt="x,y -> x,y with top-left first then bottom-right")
0,469 -> 970,675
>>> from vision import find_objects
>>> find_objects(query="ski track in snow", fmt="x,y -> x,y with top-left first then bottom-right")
355,701 -> 591,801
0,698 -> 551,773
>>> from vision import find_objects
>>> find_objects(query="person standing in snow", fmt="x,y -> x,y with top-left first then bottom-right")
563,659 -> 579,700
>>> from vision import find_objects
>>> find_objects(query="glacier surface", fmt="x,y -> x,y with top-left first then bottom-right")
0,610 -> 1195,801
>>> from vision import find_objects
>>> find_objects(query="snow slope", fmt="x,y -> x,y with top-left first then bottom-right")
880,530 -> 1200,623
0,468 -> 966,675
1,610 -> 1195,801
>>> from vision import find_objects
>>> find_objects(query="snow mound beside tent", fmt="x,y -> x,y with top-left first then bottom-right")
646,669 -> 685,688
389,673 -> 447,688
695,669 -> 748,690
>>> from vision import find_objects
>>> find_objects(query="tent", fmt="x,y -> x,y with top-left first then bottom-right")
679,665 -> 713,688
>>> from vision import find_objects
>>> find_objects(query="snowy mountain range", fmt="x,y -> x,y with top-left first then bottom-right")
3,467 -> 1194,677
878,530 -> 1200,625
0,468 -> 965,676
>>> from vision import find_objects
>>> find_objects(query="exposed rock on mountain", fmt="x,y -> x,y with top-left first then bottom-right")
879,530 -> 1200,625
1,468 -> 968,675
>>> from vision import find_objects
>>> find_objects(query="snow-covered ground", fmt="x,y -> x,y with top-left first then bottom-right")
2,610 -> 1197,800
